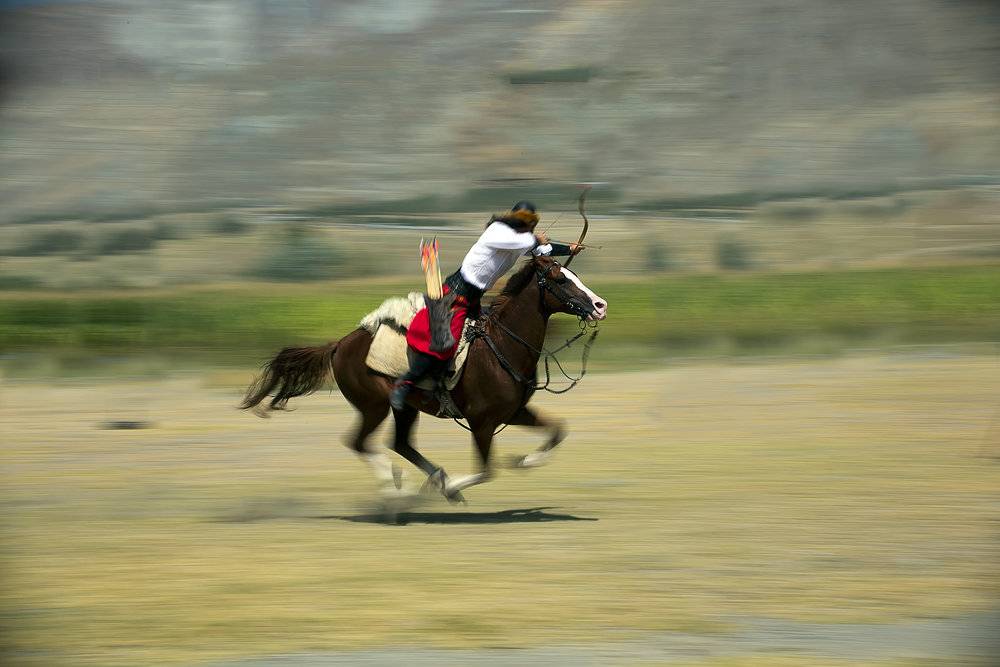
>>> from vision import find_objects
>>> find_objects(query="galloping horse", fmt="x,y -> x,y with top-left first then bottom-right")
241,232 -> 607,502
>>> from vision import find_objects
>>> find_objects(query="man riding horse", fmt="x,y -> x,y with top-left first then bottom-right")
241,192 -> 606,508
390,200 -> 584,410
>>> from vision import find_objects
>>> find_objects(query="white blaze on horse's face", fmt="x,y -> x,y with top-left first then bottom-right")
560,267 -> 607,321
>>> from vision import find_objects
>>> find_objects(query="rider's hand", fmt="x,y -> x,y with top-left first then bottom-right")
534,232 -> 549,246
569,242 -> 584,255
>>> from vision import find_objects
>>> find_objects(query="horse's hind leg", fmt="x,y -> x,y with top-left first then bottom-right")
347,406 -> 396,491
503,405 -> 566,469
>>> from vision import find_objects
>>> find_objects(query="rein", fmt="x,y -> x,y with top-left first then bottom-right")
469,269 -> 601,394
452,316 -> 598,436
450,266 -> 600,435
486,317 -> 599,394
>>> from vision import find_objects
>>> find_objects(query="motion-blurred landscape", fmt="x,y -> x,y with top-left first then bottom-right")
2,0 -> 1000,367
2,1 -> 1000,665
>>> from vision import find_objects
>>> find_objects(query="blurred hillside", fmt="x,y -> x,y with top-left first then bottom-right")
2,0 -> 1000,225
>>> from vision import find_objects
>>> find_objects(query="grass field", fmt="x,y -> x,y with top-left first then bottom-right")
2,354 -> 999,665
1,264 -> 999,374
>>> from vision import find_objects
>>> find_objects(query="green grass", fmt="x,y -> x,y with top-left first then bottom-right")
0,265 -> 998,368
590,264 -> 1000,350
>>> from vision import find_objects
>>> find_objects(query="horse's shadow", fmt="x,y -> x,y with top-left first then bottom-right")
319,506 -> 598,525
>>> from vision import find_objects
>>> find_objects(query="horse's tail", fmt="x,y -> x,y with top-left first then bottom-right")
240,340 -> 339,414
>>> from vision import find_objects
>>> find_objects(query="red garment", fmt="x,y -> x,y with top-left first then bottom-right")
405,290 -> 470,360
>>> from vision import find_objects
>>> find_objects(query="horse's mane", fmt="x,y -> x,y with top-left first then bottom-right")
488,259 -> 538,314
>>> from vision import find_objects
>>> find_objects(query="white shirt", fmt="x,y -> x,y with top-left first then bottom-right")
458,222 -> 553,290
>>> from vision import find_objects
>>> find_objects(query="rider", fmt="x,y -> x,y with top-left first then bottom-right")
390,200 -> 583,410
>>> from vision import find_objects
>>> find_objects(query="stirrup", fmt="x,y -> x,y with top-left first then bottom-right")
433,381 -> 464,419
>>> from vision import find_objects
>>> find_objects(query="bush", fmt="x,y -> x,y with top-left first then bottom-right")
10,229 -> 86,256
0,274 -> 43,289
153,221 -> 185,240
646,242 -> 676,272
247,226 -> 347,282
715,236 -> 752,270
507,66 -> 597,84
96,228 -> 158,254
212,215 -> 250,235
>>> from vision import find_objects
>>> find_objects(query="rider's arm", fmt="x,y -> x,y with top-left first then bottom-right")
545,242 -> 574,256
531,241 -> 573,256
480,222 -> 537,251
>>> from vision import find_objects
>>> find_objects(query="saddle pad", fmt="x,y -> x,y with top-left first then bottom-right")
359,293 -> 473,390
365,323 -> 472,390
359,291 -> 426,334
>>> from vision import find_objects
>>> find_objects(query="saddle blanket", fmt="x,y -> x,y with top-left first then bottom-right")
359,293 -> 473,391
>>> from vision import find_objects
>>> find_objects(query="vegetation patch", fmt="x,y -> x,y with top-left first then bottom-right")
0,274 -> 44,290
211,215 -> 250,236
95,227 -> 158,255
1,265 -> 998,365
8,228 -> 86,257
245,225 -> 347,282
506,66 -> 597,85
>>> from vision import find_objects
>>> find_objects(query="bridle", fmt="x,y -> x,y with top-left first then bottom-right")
535,185 -> 594,317
453,309 -> 598,434
468,261 -> 600,395
535,263 -> 595,320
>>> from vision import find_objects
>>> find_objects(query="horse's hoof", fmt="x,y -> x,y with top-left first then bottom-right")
421,469 -> 466,504
421,468 -> 448,495
503,454 -> 526,469
444,489 -> 467,505
505,452 -> 550,469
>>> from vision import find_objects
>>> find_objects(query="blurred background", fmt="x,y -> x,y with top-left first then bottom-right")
1,0 -> 999,369
2,1 -> 999,666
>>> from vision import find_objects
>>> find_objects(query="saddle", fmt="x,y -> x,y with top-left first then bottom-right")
359,294 -> 475,413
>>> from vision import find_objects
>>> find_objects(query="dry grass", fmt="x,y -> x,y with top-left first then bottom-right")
3,186 -> 1000,292
2,355 -> 999,665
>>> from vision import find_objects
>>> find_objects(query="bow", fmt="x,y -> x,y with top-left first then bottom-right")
563,185 -> 590,268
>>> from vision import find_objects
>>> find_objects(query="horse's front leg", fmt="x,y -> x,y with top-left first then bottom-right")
389,406 -> 464,503
390,406 -> 439,477
441,421 -> 499,501
503,405 -> 566,469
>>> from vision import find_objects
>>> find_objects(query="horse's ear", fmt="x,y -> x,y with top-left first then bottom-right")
534,255 -> 562,278
534,255 -> 555,270
538,256 -> 567,281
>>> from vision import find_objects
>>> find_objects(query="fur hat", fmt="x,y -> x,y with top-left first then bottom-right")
488,201 -> 540,231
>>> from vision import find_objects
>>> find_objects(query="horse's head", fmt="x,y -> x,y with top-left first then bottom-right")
533,256 -> 607,321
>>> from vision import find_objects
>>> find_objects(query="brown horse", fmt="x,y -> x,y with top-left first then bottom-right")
240,255 -> 607,502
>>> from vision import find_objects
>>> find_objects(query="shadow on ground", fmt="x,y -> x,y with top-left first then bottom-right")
324,506 -> 598,525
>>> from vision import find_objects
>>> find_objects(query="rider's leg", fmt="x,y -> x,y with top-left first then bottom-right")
389,350 -> 445,411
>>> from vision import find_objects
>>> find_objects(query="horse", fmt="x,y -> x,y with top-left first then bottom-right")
240,254 -> 608,503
